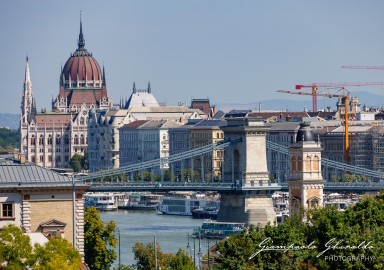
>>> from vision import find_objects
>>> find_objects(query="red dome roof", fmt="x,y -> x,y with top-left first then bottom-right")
61,21 -> 103,87
62,50 -> 102,82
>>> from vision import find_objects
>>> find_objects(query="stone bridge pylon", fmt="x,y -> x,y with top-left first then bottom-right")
217,117 -> 280,226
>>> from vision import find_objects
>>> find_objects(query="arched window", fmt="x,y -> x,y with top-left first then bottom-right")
80,134 -> 85,144
291,156 -> 297,171
65,135 -> 69,145
74,135 -> 79,144
305,155 -> 311,171
80,117 -> 85,125
47,135 -> 53,145
313,155 -> 320,171
297,157 -> 303,171
56,135 -> 61,144
40,155 -> 44,162
31,135 -> 36,146
39,135 -> 44,145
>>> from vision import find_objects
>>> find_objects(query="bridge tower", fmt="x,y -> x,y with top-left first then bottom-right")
218,117 -> 279,226
288,122 -> 324,216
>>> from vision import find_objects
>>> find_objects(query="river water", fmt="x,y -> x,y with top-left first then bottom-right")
100,210 -> 209,267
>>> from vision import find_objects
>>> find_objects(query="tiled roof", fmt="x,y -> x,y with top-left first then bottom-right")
0,158 -> 87,188
67,90 -> 100,106
121,120 -> 149,129
34,113 -> 73,127
193,120 -> 227,127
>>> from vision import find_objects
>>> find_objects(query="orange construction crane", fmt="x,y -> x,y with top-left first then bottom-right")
295,81 -> 384,112
278,88 -> 351,164
341,65 -> 384,70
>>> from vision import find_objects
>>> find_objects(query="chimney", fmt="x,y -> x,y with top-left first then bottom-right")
18,153 -> 26,164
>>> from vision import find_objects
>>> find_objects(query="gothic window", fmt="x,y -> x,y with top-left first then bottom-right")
313,155 -> 320,171
56,156 -> 61,162
48,155 -> 52,162
74,135 -> 79,144
80,134 -> 85,144
31,135 -> 36,146
305,155 -> 311,171
40,155 -> 44,162
65,135 -> 69,145
80,117 -> 85,125
297,157 -> 303,171
39,135 -> 44,145
47,135 -> 53,145
307,197 -> 320,209
217,133 -> 220,139
56,135 -> 61,144
291,156 -> 297,171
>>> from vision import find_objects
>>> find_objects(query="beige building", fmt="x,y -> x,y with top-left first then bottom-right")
288,123 -> 324,216
190,120 -> 226,181
0,154 -> 88,256
88,85 -> 206,172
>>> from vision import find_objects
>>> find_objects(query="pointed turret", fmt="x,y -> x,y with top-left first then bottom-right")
78,16 -> 85,49
102,65 -> 106,85
133,82 -> 136,93
21,57 -> 34,124
148,82 -> 151,93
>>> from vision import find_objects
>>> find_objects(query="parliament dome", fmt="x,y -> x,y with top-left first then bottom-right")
61,21 -> 103,88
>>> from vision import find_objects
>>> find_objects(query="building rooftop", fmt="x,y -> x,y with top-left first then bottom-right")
0,157 -> 88,188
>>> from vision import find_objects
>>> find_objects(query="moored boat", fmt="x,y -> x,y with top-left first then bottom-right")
84,192 -> 118,211
192,220 -> 245,239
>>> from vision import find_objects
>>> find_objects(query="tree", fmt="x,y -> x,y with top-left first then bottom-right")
84,206 -> 117,270
33,238 -> 82,270
169,249 -> 195,270
0,225 -> 81,270
133,241 -> 171,270
0,224 -> 33,269
0,128 -> 19,152
69,153 -> 82,173
81,151 -> 89,171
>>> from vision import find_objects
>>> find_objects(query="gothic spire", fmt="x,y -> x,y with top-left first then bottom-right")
148,82 -> 151,93
24,56 -> 31,86
78,14 -> 85,49
102,64 -> 106,85
133,82 -> 136,93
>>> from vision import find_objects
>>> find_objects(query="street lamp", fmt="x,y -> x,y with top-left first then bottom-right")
117,228 -> 121,270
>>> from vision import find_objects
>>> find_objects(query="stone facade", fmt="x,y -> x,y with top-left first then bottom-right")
288,123 -> 324,216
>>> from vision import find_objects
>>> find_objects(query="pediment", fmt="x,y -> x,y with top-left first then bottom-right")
40,219 -> 67,228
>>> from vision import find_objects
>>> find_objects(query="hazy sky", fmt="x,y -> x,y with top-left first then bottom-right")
1,0 -> 384,114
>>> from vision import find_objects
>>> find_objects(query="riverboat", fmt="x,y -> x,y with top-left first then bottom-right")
84,192 -> 118,211
157,192 -> 220,216
118,193 -> 163,210
192,220 -> 245,239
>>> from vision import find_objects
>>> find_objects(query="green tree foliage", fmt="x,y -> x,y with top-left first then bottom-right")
133,241 -> 194,270
84,206 -> 117,270
33,238 -> 82,270
112,265 -> 136,270
69,152 -> 89,173
69,153 -> 83,173
0,128 -> 19,151
134,171 -> 159,181
214,192 -> 384,270
0,224 -> 33,269
0,225 -> 81,270
169,249 -> 195,270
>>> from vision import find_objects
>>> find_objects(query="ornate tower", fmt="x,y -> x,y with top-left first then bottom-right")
20,57 -> 35,154
288,122 -> 324,216
21,57 -> 35,125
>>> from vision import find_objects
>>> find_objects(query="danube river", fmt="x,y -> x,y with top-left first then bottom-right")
100,210 -> 209,267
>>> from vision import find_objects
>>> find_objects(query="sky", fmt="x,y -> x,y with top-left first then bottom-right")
1,0 -> 384,114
